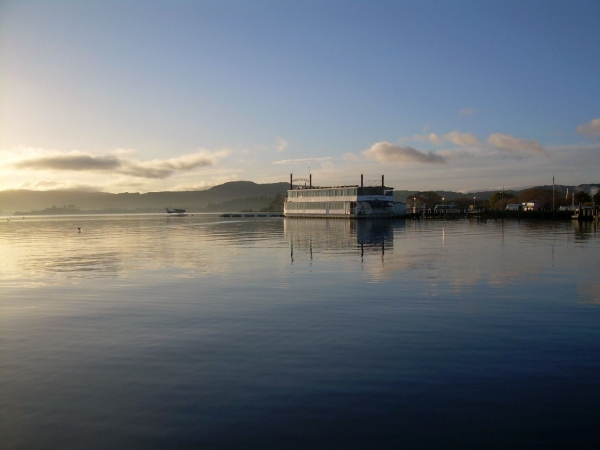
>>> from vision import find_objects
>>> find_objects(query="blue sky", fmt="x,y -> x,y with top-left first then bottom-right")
1,0 -> 599,193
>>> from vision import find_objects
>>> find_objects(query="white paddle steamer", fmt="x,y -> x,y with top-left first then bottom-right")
284,174 -> 404,218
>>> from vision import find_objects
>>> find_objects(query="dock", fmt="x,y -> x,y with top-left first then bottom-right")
407,209 -> 585,221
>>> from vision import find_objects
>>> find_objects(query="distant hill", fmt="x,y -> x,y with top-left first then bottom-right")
0,181 -> 290,215
1,181 -> 597,215
204,181 -> 290,203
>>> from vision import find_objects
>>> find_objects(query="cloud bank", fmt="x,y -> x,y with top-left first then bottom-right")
363,142 -> 447,164
577,118 -> 600,139
12,149 -> 230,179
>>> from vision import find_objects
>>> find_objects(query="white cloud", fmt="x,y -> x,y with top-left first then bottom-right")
576,118 -> 600,139
9,148 -> 231,179
425,133 -> 443,145
411,132 -> 442,145
275,137 -> 289,152
272,157 -> 331,165
444,131 -> 481,146
363,142 -> 447,164
412,130 -> 481,147
487,133 -> 548,157
14,153 -> 122,171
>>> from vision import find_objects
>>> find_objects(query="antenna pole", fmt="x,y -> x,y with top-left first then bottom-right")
552,175 -> 555,211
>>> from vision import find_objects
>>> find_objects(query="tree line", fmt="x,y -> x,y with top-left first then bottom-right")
487,188 -> 599,209
410,189 -> 599,210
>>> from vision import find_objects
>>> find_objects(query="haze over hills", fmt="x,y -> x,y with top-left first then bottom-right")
0,182 -> 290,215
1,181 -> 598,215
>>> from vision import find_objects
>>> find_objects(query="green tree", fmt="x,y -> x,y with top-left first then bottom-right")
574,191 -> 592,203
261,193 -> 284,212
494,198 -> 519,210
594,190 -> 600,203
489,191 -> 515,208
413,191 -> 442,210
452,197 -> 475,209
517,188 -> 554,205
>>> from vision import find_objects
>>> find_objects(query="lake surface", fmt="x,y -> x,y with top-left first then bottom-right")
1,214 -> 599,449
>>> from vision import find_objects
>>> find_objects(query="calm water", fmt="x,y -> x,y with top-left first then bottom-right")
1,215 -> 599,449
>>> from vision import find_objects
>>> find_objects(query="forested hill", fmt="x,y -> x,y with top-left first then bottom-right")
205,181 -> 290,201
0,181 -> 290,215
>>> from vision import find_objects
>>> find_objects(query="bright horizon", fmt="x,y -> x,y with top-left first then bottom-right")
1,1 -> 599,194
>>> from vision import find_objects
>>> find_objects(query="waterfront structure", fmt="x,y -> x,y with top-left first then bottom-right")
433,204 -> 461,218
572,203 -> 597,221
284,174 -> 405,218
522,201 -> 541,211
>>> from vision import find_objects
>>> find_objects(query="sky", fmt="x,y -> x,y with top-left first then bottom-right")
1,0 -> 599,193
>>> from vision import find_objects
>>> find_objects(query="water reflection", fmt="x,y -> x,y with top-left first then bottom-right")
0,215 -> 287,285
573,220 -> 597,241
1,215 -> 598,305
284,218 -> 396,258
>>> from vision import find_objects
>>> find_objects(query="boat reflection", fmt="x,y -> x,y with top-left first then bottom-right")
573,220 -> 597,241
284,218 -> 402,262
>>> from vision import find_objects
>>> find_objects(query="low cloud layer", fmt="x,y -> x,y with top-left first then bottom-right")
363,142 -> 447,164
487,133 -> 548,156
12,150 -> 230,179
577,118 -> 600,139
